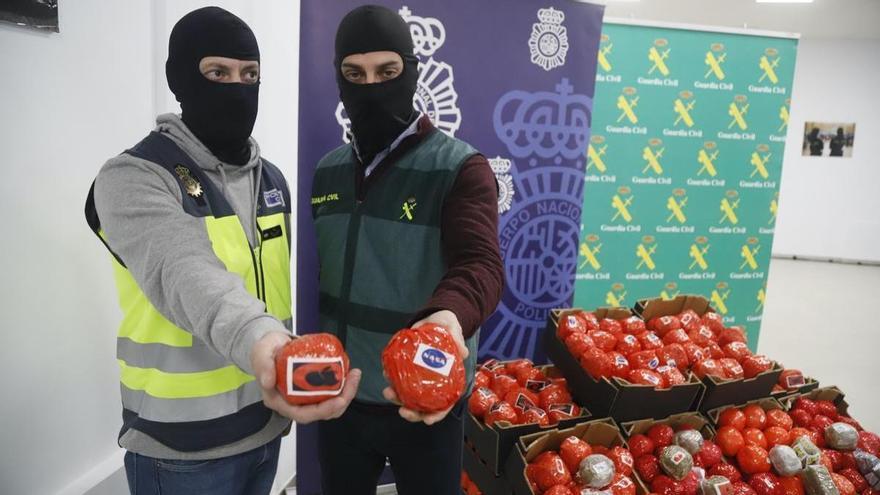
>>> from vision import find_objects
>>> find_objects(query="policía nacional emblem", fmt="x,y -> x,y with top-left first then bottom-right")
174,165 -> 203,198
489,156 -> 515,214
529,7 -> 569,71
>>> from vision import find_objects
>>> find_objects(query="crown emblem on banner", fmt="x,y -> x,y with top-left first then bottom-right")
489,156 -> 512,175
537,7 -> 565,25
493,78 -> 591,164
398,6 -> 446,58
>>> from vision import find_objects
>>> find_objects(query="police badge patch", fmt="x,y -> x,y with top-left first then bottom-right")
489,156 -> 515,214
529,7 -> 569,71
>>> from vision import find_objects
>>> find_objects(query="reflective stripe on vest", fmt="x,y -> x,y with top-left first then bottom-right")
86,132 -> 291,427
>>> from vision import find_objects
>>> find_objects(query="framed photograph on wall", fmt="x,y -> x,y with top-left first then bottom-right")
802,121 -> 856,158
0,0 -> 58,33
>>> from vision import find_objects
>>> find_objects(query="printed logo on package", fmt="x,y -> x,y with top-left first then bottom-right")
334,6 -> 462,141
286,356 -> 346,397
412,343 -> 455,376
490,156 -> 516,214
481,77 -> 592,362
529,7 -> 569,71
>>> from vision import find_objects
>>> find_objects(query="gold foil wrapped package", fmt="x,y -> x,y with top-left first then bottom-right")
660,445 -> 694,481
579,454 -> 616,489
799,465 -> 840,495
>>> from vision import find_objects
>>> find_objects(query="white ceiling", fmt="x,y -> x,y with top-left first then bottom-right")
584,0 -> 880,40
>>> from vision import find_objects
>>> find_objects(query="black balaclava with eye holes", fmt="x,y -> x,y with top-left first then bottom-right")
335,5 -> 419,165
166,7 -> 259,165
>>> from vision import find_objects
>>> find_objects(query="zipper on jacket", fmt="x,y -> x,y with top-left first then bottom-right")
255,221 -> 267,307
336,202 -> 363,345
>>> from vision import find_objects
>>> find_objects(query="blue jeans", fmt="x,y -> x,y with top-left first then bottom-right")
124,437 -> 281,495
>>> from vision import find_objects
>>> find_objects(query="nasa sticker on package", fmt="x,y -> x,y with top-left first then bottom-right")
412,343 -> 456,376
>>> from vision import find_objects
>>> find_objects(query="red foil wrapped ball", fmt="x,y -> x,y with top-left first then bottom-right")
274,333 -> 350,405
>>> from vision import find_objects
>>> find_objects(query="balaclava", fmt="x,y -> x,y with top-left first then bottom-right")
166,7 -> 259,165
335,5 -> 418,164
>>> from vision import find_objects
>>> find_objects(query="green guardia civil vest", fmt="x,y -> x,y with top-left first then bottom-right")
312,128 -> 480,404
85,132 -> 291,451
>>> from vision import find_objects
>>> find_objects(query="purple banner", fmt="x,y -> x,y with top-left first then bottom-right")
297,1 -> 604,492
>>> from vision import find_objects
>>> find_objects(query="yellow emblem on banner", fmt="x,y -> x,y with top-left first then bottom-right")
611,186 -> 634,223
598,34 -> 613,72
616,87 -> 639,124
750,145 -> 772,180
642,139 -> 665,176
778,99 -> 791,132
704,43 -> 726,80
728,95 -> 750,131
606,283 -> 626,307
720,191 -> 740,225
759,48 -> 781,84
740,238 -> 761,271
635,236 -> 657,271
666,189 -> 688,224
587,135 -> 608,173
648,39 -> 671,76
661,282 -> 680,301
689,237 -> 710,271
756,286 -> 766,312
711,283 -> 731,315
697,142 -> 719,177
769,193 -> 779,225
673,91 -> 696,128
579,234 -> 602,271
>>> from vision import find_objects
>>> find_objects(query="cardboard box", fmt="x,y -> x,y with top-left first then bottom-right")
770,375 -> 820,401
780,386 -> 851,418
705,397 -> 786,427
543,307 -> 705,423
505,418 -> 645,495
634,295 -> 783,413
464,363 -> 592,475
463,440 -> 513,495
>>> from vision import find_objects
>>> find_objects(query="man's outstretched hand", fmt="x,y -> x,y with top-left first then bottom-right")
251,331 -> 361,424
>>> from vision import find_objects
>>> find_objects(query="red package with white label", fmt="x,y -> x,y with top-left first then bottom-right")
548,403 -> 582,424
467,386 -> 499,419
623,316 -> 647,334
778,369 -> 806,390
637,331 -> 665,351
527,451 -> 573,492
381,324 -> 465,412
649,315 -> 683,336
275,333 -> 350,405
558,313 -> 589,339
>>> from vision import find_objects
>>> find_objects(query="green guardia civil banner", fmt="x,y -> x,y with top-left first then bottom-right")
573,21 -> 798,349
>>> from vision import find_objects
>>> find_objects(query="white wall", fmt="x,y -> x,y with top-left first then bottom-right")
760,258 -> 880,433
0,1 -> 299,494
773,39 -> 880,262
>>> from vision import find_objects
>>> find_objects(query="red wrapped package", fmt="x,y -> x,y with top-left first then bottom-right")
778,477 -> 805,495
679,310 -> 702,333
590,330 -> 619,352
617,333 -> 643,355
610,352 -> 633,379
858,431 -> 880,456
689,325 -> 716,347
527,451 -> 572,492
684,343 -> 707,364
766,409 -> 794,430
560,436 -> 593,472
737,445 -> 771,474
832,474 -> 857,495
504,387 -> 540,412
521,406 -> 550,426
658,344 -> 689,371
539,383 -> 572,410
793,398 -> 819,416
649,424 -> 676,448
601,318 -> 624,334
610,473 -> 637,495
663,328 -> 691,346
838,469 -> 868,493
581,311 -> 601,330
629,434 -> 656,458
710,463 -> 743,483
566,332 -> 595,357
790,410 -> 812,428
699,440 -> 724,468
733,482 -> 758,495
656,365 -> 687,388
467,387 -> 499,419
628,369 -> 664,388
490,374 -> 519,398
474,370 -> 491,389
610,446 -> 635,476
381,324 -> 465,412
636,454 -> 661,482
649,315 -> 682,336
652,475 -> 679,495
693,359 -> 726,380
623,316 -> 647,334
705,342 -> 726,359
581,348 -> 613,379
506,359 -> 533,376
637,331 -> 665,351
744,405 -> 767,429
516,366 -> 547,387
719,327 -> 748,346
778,369 -> 806,390
274,333 -> 350,405
723,342 -> 752,361
719,407 -> 747,430
720,358 -> 745,380
816,401 -> 838,420
749,473 -> 782,495
702,312 -> 725,335
630,350 -> 661,370
484,401 -> 518,426
546,486 -> 575,495
558,313 -> 589,339
742,355 -> 773,379
548,403 -> 581,424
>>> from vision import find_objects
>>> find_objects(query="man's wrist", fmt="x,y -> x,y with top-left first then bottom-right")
232,316 -> 290,374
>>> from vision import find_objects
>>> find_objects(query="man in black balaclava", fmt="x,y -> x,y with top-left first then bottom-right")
808,127 -> 824,156
86,7 -> 360,495
829,127 -> 846,157
311,5 -> 504,495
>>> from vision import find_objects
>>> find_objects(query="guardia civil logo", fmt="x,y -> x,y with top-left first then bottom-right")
598,34 -> 613,73
606,283 -> 627,307
648,38 -> 671,76
728,95 -> 750,131
697,142 -> 720,177
529,7 -> 569,71
673,91 -> 696,128
666,189 -> 688,224
617,87 -> 639,125
660,282 -> 680,301
711,282 -> 731,315
740,237 -> 761,271
759,48 -> 781,85
749,144 -> 772,180
611,186 -> 634,223
587,135 -> 608,174
642,138 -> 665,176
704,43 -> 727,80
579,234 -> 602,271
689,237 -> 711,272
719,190 -> 740,225
635,235 -> 658,271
